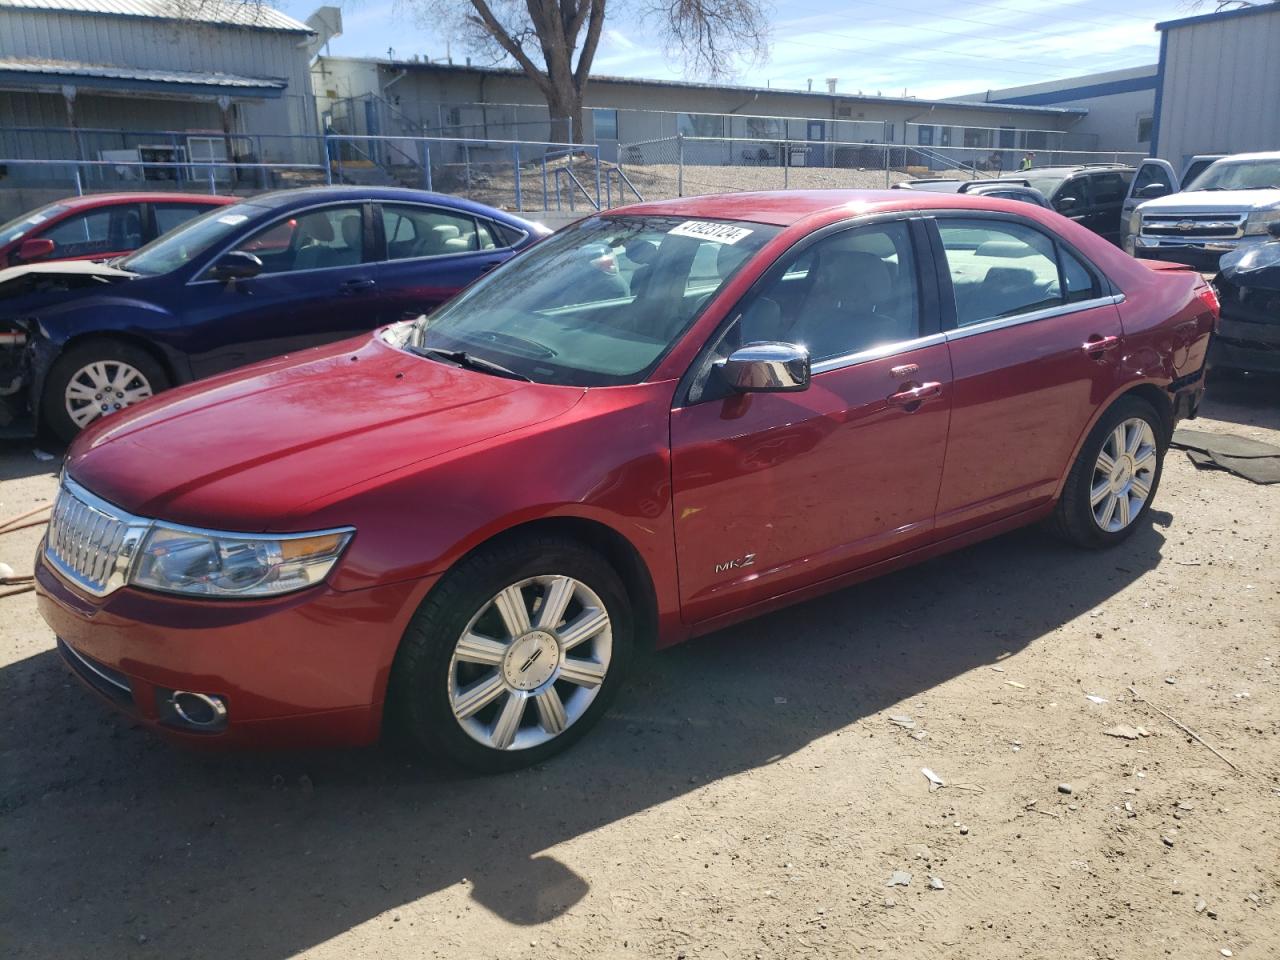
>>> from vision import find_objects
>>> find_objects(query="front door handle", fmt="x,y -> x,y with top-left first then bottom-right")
1081,334 -> 1120,359
887,381 -> 943,408
339,278 -> 377,296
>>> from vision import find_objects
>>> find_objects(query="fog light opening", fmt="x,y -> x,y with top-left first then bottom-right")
170,691 -> 228,729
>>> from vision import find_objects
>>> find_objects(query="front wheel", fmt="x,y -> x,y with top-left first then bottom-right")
42,339 -> 170,443
1050,396 -> 1166,548
388,536 -> 633,773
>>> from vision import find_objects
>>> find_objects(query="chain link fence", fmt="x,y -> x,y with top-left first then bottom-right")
613,135 -> 1148,202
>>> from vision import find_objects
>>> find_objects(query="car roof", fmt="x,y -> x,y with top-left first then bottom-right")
52,192 -> 233,209
242,185 -> 542,229
608,189 -> 1059,227
1022,165 -> 1132,177
1208,151 -> 1280,162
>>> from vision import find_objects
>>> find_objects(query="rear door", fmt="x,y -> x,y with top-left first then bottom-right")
372,203 -> 512,324
1052,175 -> 1092,231
180,202 -> 379,377
670,218 -> 953,624
929,215 -> 1124,537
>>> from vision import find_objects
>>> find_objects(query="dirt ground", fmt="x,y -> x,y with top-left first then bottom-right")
1,375 -> 1277,960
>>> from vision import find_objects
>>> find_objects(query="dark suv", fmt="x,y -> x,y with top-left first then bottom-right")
1012,164 -> 1135,245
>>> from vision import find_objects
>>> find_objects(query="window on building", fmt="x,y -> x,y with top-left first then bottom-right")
592,108 -> 618,141
939,127 -> 952,147
917,126 -> 934,146
677,113 -> 725,138
963,127 -> 992,149
1137,116 -> 1154,144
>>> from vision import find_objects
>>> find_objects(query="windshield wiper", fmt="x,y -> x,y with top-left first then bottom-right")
407,344 -> 531,381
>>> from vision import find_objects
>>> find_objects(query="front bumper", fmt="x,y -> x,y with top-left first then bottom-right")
1133,235 -> 1263,270
35,549 -> 434,749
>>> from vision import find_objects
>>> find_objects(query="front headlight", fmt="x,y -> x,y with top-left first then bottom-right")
1244,209 -> 1280,236
1128,208 -> 1143,238
130,525 -> 353,597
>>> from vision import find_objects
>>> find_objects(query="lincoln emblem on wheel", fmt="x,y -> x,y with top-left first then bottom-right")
37,190 -> 1217,772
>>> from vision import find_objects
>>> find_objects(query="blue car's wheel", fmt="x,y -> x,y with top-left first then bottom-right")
43,339 -> 170,442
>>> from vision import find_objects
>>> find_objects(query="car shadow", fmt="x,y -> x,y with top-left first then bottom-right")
0,441 -> 62,483
1201,371 -> 1280,429
0,518 -> 1168,958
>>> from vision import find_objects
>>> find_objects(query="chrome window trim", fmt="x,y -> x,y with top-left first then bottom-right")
943,293 -> 1124,343
809,332 -> 947,375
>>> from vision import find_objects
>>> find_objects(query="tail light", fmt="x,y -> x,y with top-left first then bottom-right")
1196,283 -> 1220,317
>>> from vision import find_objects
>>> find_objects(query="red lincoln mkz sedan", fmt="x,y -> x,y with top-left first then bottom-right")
36,190 -> 1218,772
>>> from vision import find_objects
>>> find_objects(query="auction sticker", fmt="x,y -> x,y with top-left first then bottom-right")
668,221 -> 754,244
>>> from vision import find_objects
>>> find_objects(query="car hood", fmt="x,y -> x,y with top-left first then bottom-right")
0,258 -> 135,286
1139,190 -> 1280,215
67,334 -> 587,530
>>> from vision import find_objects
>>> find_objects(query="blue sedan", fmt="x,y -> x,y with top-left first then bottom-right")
0,186 -> 548,440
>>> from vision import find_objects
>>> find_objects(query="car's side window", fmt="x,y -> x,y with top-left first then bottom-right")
722,221 -> 920,364
42,206 -> 143,257
227,205 -> 365,274
936,219 -> 1100,326
1055,176 -> 1089,213
155,203 -> 218,236
1133,163 -> 1173,195
1091,172 -> 1131,207
382,205 -> 486,261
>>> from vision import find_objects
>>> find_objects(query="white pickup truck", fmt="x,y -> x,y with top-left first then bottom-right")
1123,152 -> 1280,269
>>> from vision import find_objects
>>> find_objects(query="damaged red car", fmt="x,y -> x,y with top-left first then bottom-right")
36,190 -> 1217,772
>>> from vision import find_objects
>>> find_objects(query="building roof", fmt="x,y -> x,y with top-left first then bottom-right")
0,0 -> 312,33
324,56 -> 1088,117
0,56 -> 289,96
1157,2 -> 1280,32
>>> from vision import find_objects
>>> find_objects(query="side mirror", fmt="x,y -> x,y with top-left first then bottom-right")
1055,196 -> 1079,212
208,250 -> 263,282
1138,183 -> 1171,199
16,237 -> 56,262
1269,221 -> 1280,240
719,342 -> 810,393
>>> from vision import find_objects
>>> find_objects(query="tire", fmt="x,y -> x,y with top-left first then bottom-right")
42,339 -> 170,443
388,535 -> 633,773
1050,395 -> 1166,549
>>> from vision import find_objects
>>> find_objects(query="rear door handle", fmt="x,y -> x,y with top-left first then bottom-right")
887,381 -> 943,408
339,278 -> 377,295
1081,334 -> 1120,359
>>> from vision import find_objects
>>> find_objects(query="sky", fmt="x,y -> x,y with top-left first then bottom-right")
285,0 -> 1201,99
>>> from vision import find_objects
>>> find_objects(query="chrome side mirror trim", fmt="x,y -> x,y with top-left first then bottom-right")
719,341 -> 811,393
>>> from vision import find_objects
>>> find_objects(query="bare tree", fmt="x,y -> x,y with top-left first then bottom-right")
412,0 -> 770,145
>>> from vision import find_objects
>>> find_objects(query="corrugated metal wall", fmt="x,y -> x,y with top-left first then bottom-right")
0,9 -> 318,161
1157,10 -> 1280,165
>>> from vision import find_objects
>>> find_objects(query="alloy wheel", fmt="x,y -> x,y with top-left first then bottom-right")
448,575 -> 612,751
1090,417 -> 1157,533
64,360 -> 154,428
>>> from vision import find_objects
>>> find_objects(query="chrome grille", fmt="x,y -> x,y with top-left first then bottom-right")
45,477 -> 150,597
1141,213 -> 1245,240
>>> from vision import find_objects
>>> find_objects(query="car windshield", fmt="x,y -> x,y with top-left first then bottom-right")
119,202 -> 267,275
1187,158 -> 1280,191
0,203 -> 69,246
411,214 -> 780,386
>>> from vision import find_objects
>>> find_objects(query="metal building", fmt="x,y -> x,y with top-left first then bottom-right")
1151,3 -> 1280,167
0,0 -> 320,178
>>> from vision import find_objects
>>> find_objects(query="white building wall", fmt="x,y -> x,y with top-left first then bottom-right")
1155,6 -> 1280,166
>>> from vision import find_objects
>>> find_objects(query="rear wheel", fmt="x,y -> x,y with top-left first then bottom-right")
1050,395 -> 1166,548
389,536 -> 633,773
42,339 -> 169,443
